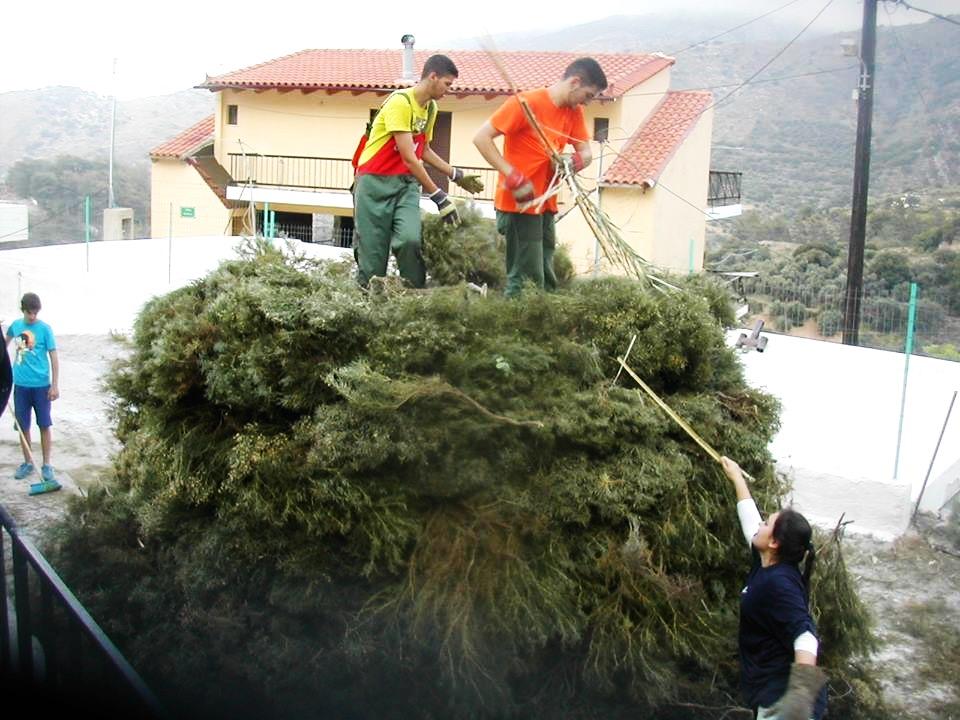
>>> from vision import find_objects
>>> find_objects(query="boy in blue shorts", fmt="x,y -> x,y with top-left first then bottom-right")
5,292 -> 61,493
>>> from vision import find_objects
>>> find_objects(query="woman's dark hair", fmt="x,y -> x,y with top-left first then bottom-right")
772,508 -> 816,590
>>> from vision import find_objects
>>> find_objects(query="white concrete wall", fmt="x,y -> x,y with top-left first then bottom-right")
0,202 -> 29,243
0,236 -> 350,335
922,455 -> 960,516
727,329 -> 960,539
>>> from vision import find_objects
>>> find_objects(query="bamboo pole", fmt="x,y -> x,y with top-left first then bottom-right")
616,356 -> 755,482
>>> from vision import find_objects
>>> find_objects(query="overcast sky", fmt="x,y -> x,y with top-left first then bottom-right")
2,0 -> 957,99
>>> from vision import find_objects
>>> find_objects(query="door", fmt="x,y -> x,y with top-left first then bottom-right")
426,111 -> 452,192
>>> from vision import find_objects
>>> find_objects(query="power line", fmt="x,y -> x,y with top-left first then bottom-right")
710,0 -> 838,112
669,0 -> 807,56
887,0 -> 960,26
531,0 -> 840,164
628,65 -> 858,97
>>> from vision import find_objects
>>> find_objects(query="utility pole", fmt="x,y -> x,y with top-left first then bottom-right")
108,58 -> 117,209
842,0 -> 878,346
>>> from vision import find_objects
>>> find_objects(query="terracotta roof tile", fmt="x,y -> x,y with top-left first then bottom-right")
150,115 -> 215,159
602,91 -> 712,186
198,50 -> 673,99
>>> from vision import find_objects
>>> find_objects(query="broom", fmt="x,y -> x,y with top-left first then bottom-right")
7,402 -> 61,495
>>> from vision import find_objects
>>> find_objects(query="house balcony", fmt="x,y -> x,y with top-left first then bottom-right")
706,170 -> 742,220
220,154 -> 741,226
224,153 -> 499,211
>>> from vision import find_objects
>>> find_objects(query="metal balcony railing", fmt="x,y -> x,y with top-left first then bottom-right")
229,154 -> 354,193
227,154 -> 498,202
1,503 -> 168,718
707,170 -> 742,208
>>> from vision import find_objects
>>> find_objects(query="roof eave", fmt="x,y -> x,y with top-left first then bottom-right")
600,180 -> 654,189
197,82 -> 619,100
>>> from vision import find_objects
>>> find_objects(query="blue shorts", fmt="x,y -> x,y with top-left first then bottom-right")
14,385 -> 53,432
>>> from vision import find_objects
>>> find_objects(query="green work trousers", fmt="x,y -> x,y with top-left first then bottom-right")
353,173 -> 425,288
496,210 -> 557,298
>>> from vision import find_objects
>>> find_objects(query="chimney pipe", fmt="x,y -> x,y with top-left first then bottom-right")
401,34 -> 416,84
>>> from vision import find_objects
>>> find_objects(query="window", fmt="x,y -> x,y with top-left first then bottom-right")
593,117 -> 609,143
227,104 -> 238,125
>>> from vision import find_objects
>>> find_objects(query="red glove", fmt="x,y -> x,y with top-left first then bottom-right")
504,169 -> 534,202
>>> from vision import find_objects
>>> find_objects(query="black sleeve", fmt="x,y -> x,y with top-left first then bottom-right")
767,571 -> 816,650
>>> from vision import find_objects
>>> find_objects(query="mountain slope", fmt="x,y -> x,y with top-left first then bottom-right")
0,87 -> 213,177
490,13 -> 960,210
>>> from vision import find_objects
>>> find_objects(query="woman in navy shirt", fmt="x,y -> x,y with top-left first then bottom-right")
721,456 -> 828,720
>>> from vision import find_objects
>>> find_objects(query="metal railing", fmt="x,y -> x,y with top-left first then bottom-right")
229,153 -> 354,192
1,503 -> 168,718
258,220 -> 315,242
708,170 -> 742,207
227,154 -> 498,202
321,227 -> 354,248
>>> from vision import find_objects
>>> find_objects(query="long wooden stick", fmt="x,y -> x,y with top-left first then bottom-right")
616,357 -> 755,482
6,402 -> 36,465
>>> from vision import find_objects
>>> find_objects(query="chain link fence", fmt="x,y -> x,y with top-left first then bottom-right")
736,276 -> 959,359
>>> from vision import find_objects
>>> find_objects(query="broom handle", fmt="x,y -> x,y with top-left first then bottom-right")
518,98 -> 562,162
7,402 -> 36,465
616,357 -> 756,483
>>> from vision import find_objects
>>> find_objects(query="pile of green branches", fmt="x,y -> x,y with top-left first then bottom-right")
48,241 -> 876,719
421,205 -> 574,289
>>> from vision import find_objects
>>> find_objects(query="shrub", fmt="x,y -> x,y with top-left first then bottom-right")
818,309 -> 843,337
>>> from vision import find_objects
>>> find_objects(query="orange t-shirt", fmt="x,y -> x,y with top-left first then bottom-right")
490,88 -> 590,214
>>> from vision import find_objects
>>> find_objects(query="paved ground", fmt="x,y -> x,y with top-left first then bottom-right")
0,334 -> 122,539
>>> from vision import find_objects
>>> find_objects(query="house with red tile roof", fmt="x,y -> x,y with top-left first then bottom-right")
150,40 -> 740,274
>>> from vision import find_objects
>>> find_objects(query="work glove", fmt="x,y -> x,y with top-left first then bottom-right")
552,151 -> 585,175
429,189 -> 460,226
450,167 -> 484,194
504,168 -> 535,203
767,664 -> 827,720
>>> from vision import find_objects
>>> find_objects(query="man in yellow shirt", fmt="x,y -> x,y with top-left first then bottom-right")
473,58 -> 607,297
354,54 -> 483,288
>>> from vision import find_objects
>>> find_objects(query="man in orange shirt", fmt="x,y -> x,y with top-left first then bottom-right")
473,58 -> 607,297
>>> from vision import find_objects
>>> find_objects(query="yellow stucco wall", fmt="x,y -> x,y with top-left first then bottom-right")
215,89 -> 507,172
650,106 -> 714,273
153,62 -> 713,257
212,88 -> 629,182
614,68 -> 672,141
559,182 -> 657,278
150,159 -> 232,238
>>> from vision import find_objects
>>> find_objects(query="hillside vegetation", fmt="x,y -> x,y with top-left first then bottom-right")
707,187 -> 960,355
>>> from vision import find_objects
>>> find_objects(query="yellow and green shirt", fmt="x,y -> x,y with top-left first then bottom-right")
356,88 -> 437,175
